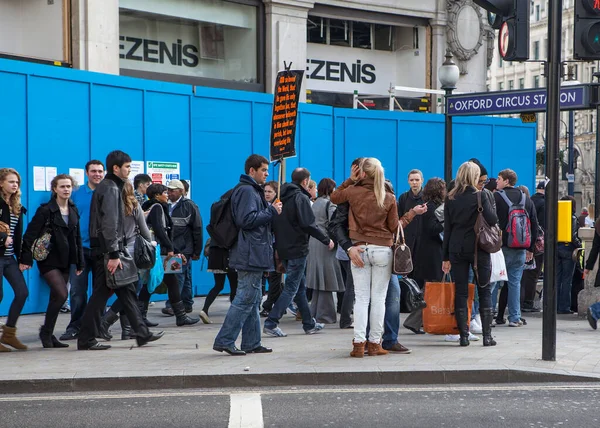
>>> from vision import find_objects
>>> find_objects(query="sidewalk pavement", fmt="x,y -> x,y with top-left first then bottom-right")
1,297 -> 600,394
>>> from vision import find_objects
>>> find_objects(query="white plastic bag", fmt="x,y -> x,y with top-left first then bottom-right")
490,250 -> 508,282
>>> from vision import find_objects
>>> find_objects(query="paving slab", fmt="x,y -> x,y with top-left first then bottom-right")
1,297 -> 600,393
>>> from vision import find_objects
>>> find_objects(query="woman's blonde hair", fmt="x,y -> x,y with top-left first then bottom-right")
123,180 -> 138,217
448,161 -> 480,200
360,157 -> 386,208
0,168 -> 22,215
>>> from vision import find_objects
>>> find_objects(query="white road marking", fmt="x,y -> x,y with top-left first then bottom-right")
3,384 -> 600,402
228,393 -> 263,428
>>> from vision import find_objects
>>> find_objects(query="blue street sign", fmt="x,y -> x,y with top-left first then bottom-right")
446,85 -> 590,116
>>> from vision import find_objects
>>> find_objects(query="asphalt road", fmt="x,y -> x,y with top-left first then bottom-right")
1,384 -> 599,428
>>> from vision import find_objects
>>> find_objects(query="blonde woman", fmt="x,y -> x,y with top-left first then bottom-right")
442,162 -> 498,347
22,174 -> 84,348
330,158 -> 399,357
0,168 -> 29,351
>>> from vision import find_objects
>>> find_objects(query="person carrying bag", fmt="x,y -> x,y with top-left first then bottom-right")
423,274 -> 475,335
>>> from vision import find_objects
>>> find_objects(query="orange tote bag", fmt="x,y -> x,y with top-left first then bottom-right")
422,275 -> 475,335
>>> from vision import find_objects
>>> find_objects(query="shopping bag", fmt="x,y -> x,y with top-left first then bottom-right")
147,244 -> 164,294
422,275 -> 475,335
490,250 -> 508,282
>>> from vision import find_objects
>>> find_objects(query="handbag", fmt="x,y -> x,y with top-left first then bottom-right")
490,250 -> 508,282
392,223 -> 413,275
104,249 -> 139,289
422,274 -> 475,335
32,217 -> 53,262
534,225 -> 544,255
147,244 -> 165,294
134,230 -> 156,270
475,191 -> 502,254
0,220 -> 9,234
398,277 -> 427,313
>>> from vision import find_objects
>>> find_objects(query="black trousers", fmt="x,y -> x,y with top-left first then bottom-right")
262,271 -> 283,312
520,253 -> 543,305
338,260 -> 355,329
450,251 -> 492,311
202,271 -> 238,314
77,257 -> 150,347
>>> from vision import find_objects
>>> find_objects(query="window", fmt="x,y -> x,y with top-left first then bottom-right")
534,75 -> 540,88
534,41 -> 540,60
536,5 -> 540,21
509,80 -> 514,90
307,17 -> 326,44
499,82 -> 504,90
329,19 -> 350,47
499,58 -> 503,68
352,22 -> 371,49
519,78 -> 525,89
374,24 -> 394,51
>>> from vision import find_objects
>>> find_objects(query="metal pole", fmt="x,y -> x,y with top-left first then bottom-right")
595,105 -> 600,213
542,0 -> 562,362
568,110 -> 574,196
444,88 -> 453,182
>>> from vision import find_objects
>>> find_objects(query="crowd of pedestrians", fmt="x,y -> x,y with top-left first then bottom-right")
0,151 -> 597,356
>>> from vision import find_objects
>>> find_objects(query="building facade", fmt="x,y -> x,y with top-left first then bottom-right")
486,0 -> 597,210
0,0 -> 493,108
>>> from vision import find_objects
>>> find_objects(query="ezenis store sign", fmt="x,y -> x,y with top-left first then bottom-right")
306,43 -> 396,95
119,36 -> 199,68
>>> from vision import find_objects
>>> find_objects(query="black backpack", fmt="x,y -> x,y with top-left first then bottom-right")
206,184 -> 247,249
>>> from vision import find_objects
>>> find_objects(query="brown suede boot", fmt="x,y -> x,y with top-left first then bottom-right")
350,341 -> 366,358
1,326 -> 27,350
367,341 -> 389,356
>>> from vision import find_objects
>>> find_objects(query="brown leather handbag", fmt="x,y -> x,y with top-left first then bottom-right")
392,223 -> 413,275
475,191 -> 502,254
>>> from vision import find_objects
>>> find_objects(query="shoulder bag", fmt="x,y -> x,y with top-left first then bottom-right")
475,191 -> 502,253
104,249 -> 139,289
32,215 -> 53,262
392,223 -> 413,275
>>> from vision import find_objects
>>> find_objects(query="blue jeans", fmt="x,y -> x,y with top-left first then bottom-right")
166,261 -> 194,309
467,268 -> 480,320
502,247 -> 526,323
382,275 -> 400,349
590,302 -> 600,320
65,248 -> 94,333
557,245 -> 576,313
213,270 -> 263,351
264,257 -> 316,332
490,281 -> 500,310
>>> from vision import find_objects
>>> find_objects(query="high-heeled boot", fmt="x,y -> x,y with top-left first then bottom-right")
480,307 -> 497,347
98,309 -> 119,341
138,300 -> 158,327
455,308 -> 470,347
120,314 -> 136,340
173,301 -> 200,326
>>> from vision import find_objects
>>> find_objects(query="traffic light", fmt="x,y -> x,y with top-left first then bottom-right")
574,0 -> 600,60
474,1 -> 530,62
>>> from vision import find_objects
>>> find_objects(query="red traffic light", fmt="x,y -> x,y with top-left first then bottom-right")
583,0 -> 600,12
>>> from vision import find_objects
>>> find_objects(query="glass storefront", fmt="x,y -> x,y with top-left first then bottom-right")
119,0 -> 263,91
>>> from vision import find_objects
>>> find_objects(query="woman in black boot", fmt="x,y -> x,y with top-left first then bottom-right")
22,175 -> 84,348
143,184 -> 199,326
442,162 -> 498,347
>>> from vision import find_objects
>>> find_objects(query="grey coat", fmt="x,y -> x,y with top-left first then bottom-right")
306,197 -> 345,292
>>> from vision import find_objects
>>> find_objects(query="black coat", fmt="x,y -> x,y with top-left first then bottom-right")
273,182 -> 329,260
328,202 -> 352,252
397,190 -> 423,254
22,198 -> 84,273
142,199 -> 174,255
531,192 -> 545,230
443,187 -> 498,260
0,198 -> 26,261
413,201 -> 444,282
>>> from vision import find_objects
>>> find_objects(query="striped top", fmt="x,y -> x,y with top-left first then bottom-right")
4,213 -> 18,257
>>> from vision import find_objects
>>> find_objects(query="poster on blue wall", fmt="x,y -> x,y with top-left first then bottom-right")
270,69 -> 303,161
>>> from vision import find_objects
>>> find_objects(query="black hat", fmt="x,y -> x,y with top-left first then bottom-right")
536,181 -> 546,190
469,158 -> 488,177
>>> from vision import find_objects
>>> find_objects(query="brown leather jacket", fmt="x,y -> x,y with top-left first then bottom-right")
330,177 -> 399,246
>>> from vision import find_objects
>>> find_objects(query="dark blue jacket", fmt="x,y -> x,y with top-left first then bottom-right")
229,175 -> 277,272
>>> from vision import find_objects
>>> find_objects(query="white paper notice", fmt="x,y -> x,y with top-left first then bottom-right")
33,166 -> 46,191
129,161 -> 145,183
45,167 -> 57,192
69,168 -> 85,187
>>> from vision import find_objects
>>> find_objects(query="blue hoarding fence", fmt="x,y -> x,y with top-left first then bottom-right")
446,85 -> 591,116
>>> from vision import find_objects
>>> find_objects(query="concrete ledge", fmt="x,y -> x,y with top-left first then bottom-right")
3,369 -> 600,394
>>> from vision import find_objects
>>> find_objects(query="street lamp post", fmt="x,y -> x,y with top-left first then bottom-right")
439,49 -> 460,183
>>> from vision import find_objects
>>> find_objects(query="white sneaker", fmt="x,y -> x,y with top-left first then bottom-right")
468,332 -> 480,341
445,334 -> 460,342
470,318 -> 483,334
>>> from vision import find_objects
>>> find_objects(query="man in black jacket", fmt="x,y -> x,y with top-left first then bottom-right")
397,169 -> 425,255
161,179 -> 203,315
494,169 -> 539,327
522,181 -> 545,312
264,168 -> 334,337
77,150 -> 163,350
